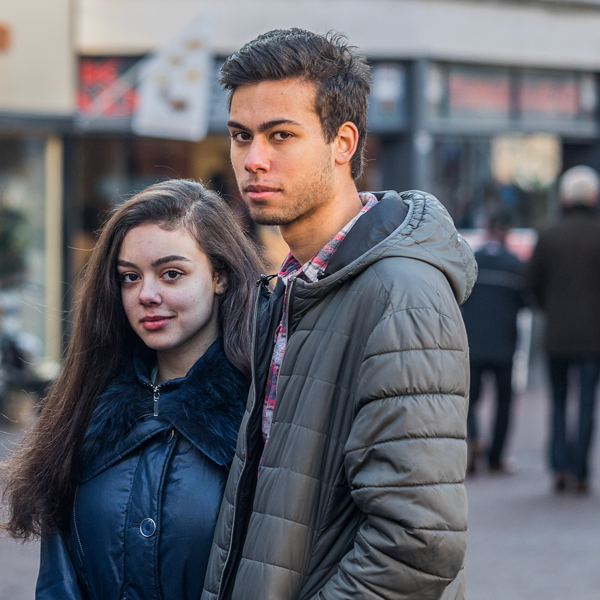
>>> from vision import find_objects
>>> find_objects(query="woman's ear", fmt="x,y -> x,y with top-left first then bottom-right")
214,271 -> 228,295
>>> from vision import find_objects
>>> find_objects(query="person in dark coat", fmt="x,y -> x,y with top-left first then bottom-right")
461,211 -> 526,474
527,165 -> 600,494
1,180 -> 263,599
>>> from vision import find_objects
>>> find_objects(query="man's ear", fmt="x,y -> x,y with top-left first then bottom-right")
214,271 -> 228,295
334,121 -> 359,168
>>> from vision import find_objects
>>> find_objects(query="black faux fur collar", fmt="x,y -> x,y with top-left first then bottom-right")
81,337 -> 249,467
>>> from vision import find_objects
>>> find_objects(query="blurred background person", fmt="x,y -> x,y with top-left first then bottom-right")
462,211 -> 526,474
527,166 -> 600,494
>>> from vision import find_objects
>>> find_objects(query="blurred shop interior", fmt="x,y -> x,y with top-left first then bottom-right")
2,1 -> 600,386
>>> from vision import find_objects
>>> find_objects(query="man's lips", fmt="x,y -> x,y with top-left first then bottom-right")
140,315 -> 173,330
244,185 -> 281,201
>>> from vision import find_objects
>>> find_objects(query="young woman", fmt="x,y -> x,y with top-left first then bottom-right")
1,179 -> 263,599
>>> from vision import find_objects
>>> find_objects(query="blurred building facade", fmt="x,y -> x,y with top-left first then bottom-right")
2,0 -> 600,363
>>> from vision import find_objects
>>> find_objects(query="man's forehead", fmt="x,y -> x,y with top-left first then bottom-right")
229,79 -> 319,123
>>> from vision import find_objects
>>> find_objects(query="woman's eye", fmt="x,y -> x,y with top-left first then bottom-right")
273,131 -> 292,141
120,273 -> 139,283
163,270 -> 183,281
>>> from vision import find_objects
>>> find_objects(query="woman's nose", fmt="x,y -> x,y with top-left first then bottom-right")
138,279 -> 161,305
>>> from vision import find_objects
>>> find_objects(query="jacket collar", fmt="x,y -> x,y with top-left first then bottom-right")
80,337 -> 249,479
291,190 -> 476,306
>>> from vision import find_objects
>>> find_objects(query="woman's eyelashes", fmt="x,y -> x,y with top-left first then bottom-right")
162,269 -> 184,281
119,269 -> 185,284
119,272 -> 140,284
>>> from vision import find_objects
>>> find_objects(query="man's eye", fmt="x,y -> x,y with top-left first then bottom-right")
231,131 -> 252,142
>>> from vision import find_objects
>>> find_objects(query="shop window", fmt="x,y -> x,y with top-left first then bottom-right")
432,134 -> 559,230
368,63 -> 407,131
428,64 -> 511,122
428,62 -> 598,130
518,71 -> 597,123
0,138 -> 48,362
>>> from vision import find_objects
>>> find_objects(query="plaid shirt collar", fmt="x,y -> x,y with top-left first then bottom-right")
277,192 -> 378,284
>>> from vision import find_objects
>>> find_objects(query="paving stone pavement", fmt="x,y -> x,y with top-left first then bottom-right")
465,381 -> 600,600
0,428 -> 39,600
0,381 -> 598,600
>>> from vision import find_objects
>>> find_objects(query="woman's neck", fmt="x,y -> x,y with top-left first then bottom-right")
155,329 -> 219,384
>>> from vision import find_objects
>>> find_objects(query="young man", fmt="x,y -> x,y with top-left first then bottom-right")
202,29 -> 476,600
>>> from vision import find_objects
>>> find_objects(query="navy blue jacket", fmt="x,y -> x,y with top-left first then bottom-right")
461,241 -> 526,363
36,337 -> 248,600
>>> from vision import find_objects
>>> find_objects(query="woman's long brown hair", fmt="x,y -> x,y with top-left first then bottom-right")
1,180 -> 264,539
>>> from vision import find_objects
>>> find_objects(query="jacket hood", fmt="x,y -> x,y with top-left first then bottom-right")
311,190 -> 476,305
80,336 -> 248,476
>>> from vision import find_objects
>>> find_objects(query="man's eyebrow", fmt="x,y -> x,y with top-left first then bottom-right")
227,119 -> 301,134
116,255 -> 191,269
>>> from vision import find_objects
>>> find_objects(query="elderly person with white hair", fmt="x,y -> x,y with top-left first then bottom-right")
527,165 -> 600,494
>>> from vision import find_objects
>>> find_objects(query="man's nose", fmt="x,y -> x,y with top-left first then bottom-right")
244,138 -> 270,173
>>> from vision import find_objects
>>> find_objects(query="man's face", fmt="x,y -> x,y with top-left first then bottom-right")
228,78 -> 337,226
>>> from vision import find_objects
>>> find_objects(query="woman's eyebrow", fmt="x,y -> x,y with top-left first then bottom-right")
117,255 -> 191,269
151,255 -> 191,267
117,259 -> 136,268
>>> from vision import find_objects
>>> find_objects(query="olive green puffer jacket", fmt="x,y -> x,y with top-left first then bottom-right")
202,191 -> 477,600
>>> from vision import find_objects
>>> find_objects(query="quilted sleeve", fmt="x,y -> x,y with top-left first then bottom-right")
315,282 -> 469,600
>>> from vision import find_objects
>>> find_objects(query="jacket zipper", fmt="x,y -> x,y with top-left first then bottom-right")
283,277 -> 295,360
142,382 -> 162,416
152,385 -> 160,416
219,277 -> 267,599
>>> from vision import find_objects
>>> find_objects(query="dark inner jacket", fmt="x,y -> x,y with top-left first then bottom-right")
36,337 -> 248,600
202,190 -> 477,600
461,241 -> 525,363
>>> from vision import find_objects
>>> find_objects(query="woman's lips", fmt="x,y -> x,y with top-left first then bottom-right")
141,316 -> 173,331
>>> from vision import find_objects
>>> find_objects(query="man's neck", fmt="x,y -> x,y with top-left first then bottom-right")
281,183 -> 363,265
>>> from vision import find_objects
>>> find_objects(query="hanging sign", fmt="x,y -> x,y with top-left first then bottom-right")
133,14 -> 214,141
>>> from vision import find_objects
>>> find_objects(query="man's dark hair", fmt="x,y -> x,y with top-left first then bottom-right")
220,28 -> 372,180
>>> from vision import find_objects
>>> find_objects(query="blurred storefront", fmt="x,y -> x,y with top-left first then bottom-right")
0,0 -> 74,371
363,60 -> 598,230
4,0 -> 600,364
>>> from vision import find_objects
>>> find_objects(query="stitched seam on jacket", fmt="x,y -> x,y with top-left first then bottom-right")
354,530 -> 454,581
346,435 -> 465,454
353,481 -> 462,489
239,556 -> 304,576
259,463 -> 323,483
277,374 -> 350,394
408,526 -> 467,532
358,391 -> 465,403
267,421 -> 348,446
248,509 -> 313,529
355,393 -> 465,403
379,305 -> 453,321
365,347 -> 464,358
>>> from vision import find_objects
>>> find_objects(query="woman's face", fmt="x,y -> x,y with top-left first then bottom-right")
117,223 -> 226,359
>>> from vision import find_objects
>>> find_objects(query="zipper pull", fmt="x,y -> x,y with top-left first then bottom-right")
153,386 -> 160,417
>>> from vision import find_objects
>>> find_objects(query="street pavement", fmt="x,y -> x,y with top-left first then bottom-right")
465,379 -> 600,600
0,380 -> 599,600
